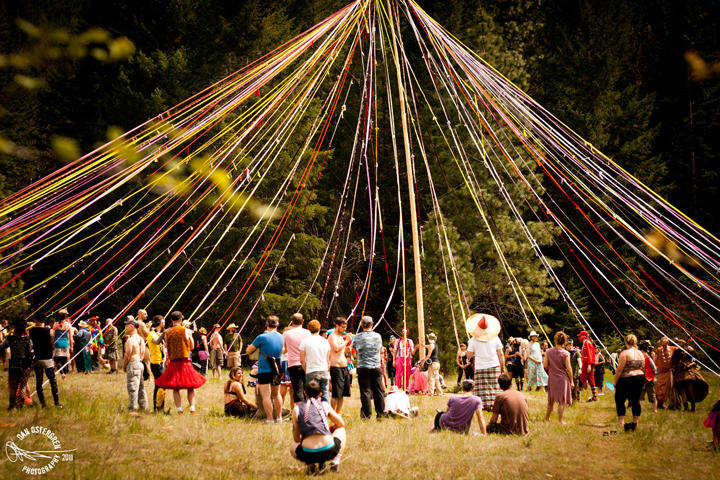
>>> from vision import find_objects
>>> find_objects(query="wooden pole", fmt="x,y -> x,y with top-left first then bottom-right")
386,0 -> 425,357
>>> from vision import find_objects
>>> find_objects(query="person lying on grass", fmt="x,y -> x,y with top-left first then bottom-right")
290,379 -> 346,474
432,379 -> 486,434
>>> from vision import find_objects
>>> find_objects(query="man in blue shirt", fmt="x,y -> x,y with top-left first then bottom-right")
353,316 -> 385,419
247,315 -> 284,423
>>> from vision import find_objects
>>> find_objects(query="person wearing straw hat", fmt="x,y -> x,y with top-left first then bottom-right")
224,323 -> 242,369
74,320 -> 93,374
465,314 -> 505,411
423,332 -> 443,396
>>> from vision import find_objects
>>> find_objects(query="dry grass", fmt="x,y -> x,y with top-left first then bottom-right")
0,369 -> 718,479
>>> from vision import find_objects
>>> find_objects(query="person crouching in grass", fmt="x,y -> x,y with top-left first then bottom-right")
290,380 -> 346,474
433,379 -> 486,434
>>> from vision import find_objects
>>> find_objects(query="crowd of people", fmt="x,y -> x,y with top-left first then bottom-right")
1,308 -> 718,473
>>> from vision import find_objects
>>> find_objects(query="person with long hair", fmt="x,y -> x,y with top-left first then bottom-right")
290,380 -> 346,474
456,343 -> 471,385
544,332 -> 573,423
1,318 -> 32,409
654,337 -> 675,409
613,334 -> 645,431
224,367 -> 257,417
526,331 -> 548,392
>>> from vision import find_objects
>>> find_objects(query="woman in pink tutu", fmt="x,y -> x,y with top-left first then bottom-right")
543,331 -> 573,423
152,311 -> 206,414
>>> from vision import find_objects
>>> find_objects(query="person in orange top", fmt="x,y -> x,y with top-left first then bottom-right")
654,337 -> 675,409
152,311 -> 206,414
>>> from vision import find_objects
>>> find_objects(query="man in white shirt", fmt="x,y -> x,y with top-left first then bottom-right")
283,313 -> 311,405
299,319 -> 331,403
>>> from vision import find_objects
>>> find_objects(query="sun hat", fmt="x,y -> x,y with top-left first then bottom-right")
227,323 -> 238,330
198,327 -> 207,335
465,313 -> 501,342
78,320 -> 89,328
529,331 -> 538,338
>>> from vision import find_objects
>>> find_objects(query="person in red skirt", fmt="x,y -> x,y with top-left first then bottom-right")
152,311 -> 206,414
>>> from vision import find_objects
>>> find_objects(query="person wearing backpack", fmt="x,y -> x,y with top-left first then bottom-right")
247,315 -> 284,423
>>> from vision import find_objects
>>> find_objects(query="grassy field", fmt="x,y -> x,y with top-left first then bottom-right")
0,368 -> 718,479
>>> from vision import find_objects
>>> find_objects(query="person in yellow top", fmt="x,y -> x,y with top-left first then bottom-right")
146,315 -> 166,411
152,311 -> 206,414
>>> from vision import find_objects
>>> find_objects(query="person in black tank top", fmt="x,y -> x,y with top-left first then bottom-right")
291,380 -> 347,473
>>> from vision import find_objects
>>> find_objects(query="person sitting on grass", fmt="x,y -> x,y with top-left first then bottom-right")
487,374 -> 529,435
224,367 -> 257,418
433,379 -> 486,434
290,380 -> 346,474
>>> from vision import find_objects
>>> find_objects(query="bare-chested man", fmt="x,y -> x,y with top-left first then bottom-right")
123,319 -> 147,413
209,324 -> 224,378
136,309 -> 150,339
329,317 -> 351,414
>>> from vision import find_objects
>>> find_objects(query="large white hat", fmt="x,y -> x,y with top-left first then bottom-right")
465,313 -> 501,342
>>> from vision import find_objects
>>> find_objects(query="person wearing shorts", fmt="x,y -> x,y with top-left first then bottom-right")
224,323 -> 242,369
328,318 -> 351,413
247,316 -> 284,423
283,313 -> 311,405
208,325 -> 224,379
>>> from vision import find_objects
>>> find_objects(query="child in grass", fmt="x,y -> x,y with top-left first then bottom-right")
705,400 -> 720,451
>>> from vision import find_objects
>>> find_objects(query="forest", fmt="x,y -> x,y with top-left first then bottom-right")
1,0 -> 719,367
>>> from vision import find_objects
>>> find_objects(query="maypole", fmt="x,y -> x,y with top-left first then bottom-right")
386,0 -> 425,356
